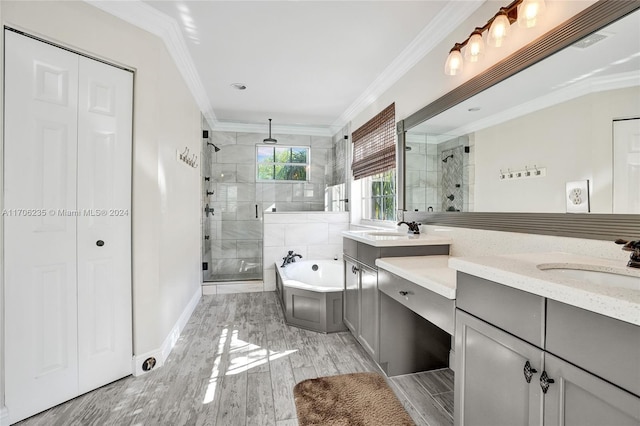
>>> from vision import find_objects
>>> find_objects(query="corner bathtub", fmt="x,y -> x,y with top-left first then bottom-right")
275,259 -> 347,333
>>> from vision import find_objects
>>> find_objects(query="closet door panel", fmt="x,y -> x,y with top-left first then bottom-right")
4,30 -> 80,424
76,56 -> 133,393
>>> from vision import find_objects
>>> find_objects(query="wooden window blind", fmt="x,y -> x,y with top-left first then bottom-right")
351,103 -> 396,180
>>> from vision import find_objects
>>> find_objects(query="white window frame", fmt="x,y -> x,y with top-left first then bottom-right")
256,145 -> 311,183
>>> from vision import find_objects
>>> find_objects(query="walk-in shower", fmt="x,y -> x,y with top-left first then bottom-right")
201,130 -> 263,282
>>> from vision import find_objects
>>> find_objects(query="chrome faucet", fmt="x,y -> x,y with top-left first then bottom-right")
615,239 -> 640,268
281,250 -> 303,267
397,221 -> 421,234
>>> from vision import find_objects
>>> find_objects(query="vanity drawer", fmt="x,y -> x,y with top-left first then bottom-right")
378,268 -> 455,335
546,299 -> 640,397
456,272 -> 545,348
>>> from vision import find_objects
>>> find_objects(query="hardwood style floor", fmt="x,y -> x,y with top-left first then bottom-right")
18,292 -> 454,426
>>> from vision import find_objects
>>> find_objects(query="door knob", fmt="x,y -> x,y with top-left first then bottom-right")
96,240 -> 105,247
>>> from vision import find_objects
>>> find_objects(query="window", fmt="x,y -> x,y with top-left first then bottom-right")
257,146 -> 310,181
361,169 -> 396,221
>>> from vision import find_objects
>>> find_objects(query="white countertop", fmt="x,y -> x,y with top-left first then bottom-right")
342,230 -> 452,247
375,256 -> 456,299
449,252 -> 640,326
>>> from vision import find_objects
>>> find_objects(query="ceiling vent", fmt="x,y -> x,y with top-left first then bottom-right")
572,33 -> 607,49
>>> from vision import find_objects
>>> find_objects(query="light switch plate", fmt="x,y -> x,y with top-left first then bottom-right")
566,180 -> 590,213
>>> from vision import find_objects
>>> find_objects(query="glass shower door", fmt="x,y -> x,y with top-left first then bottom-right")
202,132 -> 263,282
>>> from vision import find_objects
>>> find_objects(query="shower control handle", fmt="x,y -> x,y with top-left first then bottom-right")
206,191 -> 214,196
351,265 -> 359,274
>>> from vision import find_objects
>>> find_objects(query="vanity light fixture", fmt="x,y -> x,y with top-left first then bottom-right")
444,44 -> 464,75
465,28 -> 485,62
444,0 -> 545,76
518,0 -> 546,28
263,118 -> 278,144
488,9 -> 511,47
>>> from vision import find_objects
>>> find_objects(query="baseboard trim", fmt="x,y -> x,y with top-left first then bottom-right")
132,286 -> 201,376
0,406 -> 9,426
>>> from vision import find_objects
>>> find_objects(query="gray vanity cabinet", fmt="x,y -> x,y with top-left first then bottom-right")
343,257 -> 359,334
343,257 -> 379,360
455,272 -> 640,426
342,237 -> 449,362
543,352 -> 640,426
358,264 -> 378,357
455,310 -> 544,426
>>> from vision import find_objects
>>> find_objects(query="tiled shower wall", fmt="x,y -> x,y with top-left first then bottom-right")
405,133 -> 438,212
203,131 -> 334,282
436,135 -> 472,212
405,133 -> 473,212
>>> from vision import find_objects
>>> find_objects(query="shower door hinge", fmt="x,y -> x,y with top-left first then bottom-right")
202,262 -> 208,271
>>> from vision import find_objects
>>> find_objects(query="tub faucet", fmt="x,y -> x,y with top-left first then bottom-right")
397,221 -> 421,234
281,250 -> 303,267
615,239 -> 640,268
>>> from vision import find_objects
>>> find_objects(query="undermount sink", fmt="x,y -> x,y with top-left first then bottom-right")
537,264 -> 640,291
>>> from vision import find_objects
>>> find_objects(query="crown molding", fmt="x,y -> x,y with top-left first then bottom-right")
444,71 -> 640,138
331,0 -> 485,130
84,0 -> 217,129
86,0 -> 485,136
213,121 -> 334,137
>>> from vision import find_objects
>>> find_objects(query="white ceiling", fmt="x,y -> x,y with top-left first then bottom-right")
88,0 -> 485,135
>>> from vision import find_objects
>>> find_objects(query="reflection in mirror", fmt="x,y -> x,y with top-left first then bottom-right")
405,133 -> 471,213
404,8 -> 640,214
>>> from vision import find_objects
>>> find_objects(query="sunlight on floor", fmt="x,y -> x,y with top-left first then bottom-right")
203,327 -> 297,404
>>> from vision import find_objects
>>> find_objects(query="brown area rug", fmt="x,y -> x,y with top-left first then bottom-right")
293,372 -> 415,425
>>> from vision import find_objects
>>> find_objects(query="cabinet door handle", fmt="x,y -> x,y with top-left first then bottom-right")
351,265 -> 359,274
539,371 -> 555,394
523,360 -> 537,383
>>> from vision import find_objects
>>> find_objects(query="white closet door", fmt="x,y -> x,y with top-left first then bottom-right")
613,118 -> 640,213
4,31 -> 80,422
4,31 -> 134,423
76,56 -> 133,393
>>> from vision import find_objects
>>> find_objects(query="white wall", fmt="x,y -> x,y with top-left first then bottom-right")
1,0 -> 202,383
474,88 -> 640,212
263,212 -> 349,291
350,0 -> 596,130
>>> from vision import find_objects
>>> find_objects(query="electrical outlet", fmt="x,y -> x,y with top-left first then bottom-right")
566,180 -> 590,213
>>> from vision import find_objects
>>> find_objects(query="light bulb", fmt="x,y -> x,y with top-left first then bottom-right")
518,0 -> 546,28
464,31 -> 485,63
488,12 -> 511,47
444,48 -> 463,76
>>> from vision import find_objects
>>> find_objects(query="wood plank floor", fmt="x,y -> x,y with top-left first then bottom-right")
17,292 -> 453,426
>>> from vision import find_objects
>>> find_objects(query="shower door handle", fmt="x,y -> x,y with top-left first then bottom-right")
255,204 -> 258,219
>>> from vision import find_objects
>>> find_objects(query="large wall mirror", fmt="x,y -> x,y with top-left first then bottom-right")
399,0 -> 640,240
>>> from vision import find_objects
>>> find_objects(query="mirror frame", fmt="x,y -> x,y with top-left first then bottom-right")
397,0 -> 640,241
